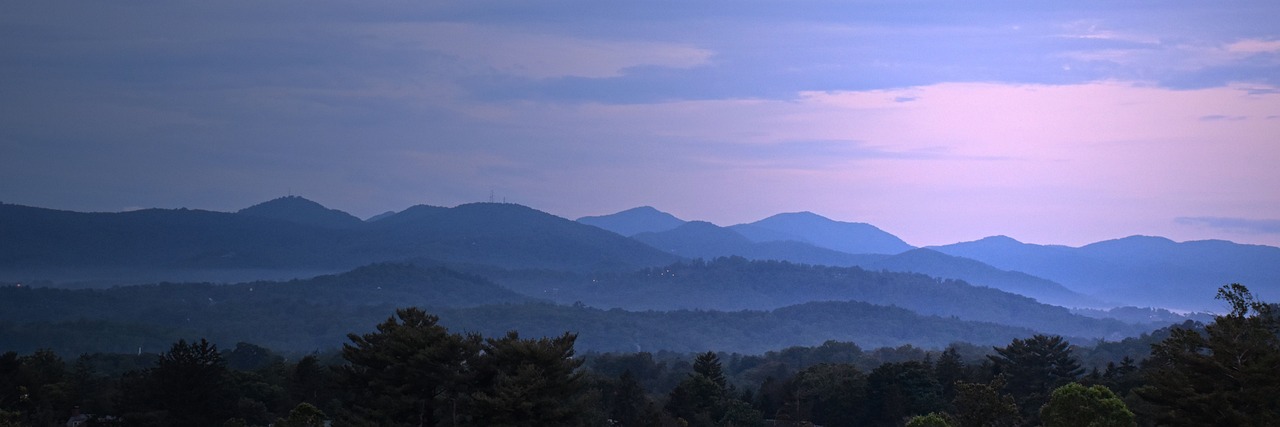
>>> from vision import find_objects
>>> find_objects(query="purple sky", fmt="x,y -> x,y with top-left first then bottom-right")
3,1 -> 1279,247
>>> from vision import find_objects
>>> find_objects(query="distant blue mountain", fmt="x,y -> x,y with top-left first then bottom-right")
365,210 -> 398,222
731,212 -> 914,255
933,235 -> 1280,311
238,195 -> 364,229
577,206 -> 686,236
861,248 -> 1106,309
628,220 -> 1100,308
631,221 -> 881,266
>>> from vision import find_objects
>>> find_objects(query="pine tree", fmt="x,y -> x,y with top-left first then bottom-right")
337,308 -> 481,427
987,335 -> 1082,422
692,351 -> 727,389
469,331 -> 587,426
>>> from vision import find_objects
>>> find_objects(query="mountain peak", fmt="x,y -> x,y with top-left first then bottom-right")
237,196 -> 362,229
977,235 -> 1024,245
577,206 -> 686,236
733,212 -> 913,255
757,211 -> 830,224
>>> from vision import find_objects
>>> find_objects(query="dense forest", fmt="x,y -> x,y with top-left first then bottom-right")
2,284 -> 1275,427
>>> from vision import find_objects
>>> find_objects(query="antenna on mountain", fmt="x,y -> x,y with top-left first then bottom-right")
489,190 -> 495,203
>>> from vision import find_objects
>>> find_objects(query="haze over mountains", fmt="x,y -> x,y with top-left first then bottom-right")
577,205 -> 1280,312
2,195 -> 1275,355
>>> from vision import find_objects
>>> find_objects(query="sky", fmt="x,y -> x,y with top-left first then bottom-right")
2,1 -> 1279,247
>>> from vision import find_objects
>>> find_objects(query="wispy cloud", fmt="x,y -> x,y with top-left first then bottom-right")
1199,114 -> 1248,122
1225,39 -> 1280,55
1177,217 -> 1280,234
358,23 -> 714,80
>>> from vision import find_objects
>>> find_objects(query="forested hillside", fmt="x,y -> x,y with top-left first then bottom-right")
481,257 -> 1144,339
2,285 -> 1274,427
0,199 -> 680,285
0,263 -> 1044,355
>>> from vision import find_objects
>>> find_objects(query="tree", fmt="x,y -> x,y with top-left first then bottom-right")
949,376 -> 1019,427
337,308 -> 481,427
788,363 -> 867,427
275,402 -> 328,427
1039,383 -> 1134,427
288,355 -> 333,408
468,331 -> 587,426
604,371 -> 661,427
1135,284 -> 1280,426
693,352 -> 727,389
718,399 -> 765,427
120,338 -> 237,427
867,361 -> 943,426
934,347 -> 966,402
988,335 -> 1082,421
666,373 -> 726,426
906,412 -> 954,427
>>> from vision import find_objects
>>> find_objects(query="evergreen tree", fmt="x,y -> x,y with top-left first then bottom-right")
988,335 -> 1082,422
666,374 -> 726,426
934,347 -> 966,402
693,352 -> 727,389
790,363 -> 867,427
469,331 -> 587,426
337,308 -> 481,427
288,355 -> 333,409
606,371 -> 661,427
120,339 -> 237,427
1135,284 -> 1280,426
867,361 -> 944,426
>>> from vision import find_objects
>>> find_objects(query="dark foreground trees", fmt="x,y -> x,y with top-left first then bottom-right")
1135,284 -> 1280,426
2,284 -> 1276,426
337,307 -> 588,426
117,338 -> 238,426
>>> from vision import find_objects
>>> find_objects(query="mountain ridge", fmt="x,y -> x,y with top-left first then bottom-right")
577,206 -> 687,236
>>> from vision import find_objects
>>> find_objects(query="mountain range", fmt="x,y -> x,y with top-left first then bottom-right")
3,197 -> 1276,311
579,206 -> 1280,311
2,196 -> 1267,356
0,198 -> 678,285
932,235 -> 1280,310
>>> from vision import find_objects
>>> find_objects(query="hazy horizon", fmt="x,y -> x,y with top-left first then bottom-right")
4,1 -> 1279,248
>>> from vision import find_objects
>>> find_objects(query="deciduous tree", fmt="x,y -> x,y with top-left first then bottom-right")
1039,382 -> 1134,427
